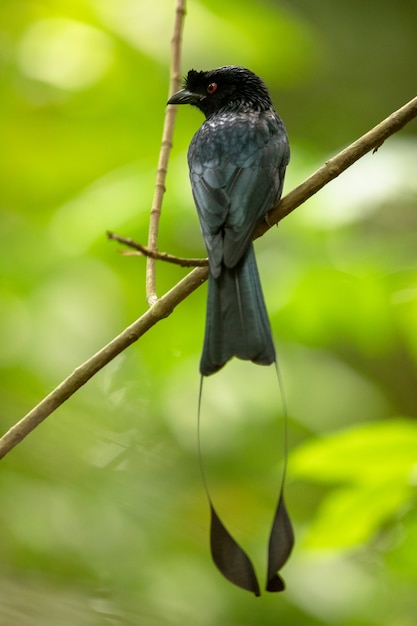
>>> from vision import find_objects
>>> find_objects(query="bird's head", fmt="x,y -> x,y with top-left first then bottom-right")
167,66 -> 273,117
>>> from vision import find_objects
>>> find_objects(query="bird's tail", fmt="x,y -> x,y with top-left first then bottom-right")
200,243 -> 275,376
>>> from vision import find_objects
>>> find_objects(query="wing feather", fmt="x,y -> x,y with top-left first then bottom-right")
188,109 -> 289,275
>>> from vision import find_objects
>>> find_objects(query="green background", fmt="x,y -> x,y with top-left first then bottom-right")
1,0 -> 417,624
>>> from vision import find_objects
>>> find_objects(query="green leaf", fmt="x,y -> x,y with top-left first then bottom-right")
291,419 -> 417,549
290,419 -> 417,486
304,483 -> 412,549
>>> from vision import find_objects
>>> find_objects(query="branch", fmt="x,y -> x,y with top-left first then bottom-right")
258,95 -> 417,234
1,95 -> 416,460
0,265 -> 208,460
145,0 -> 186,305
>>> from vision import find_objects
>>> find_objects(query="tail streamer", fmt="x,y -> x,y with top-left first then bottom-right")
197,362 -> 294,596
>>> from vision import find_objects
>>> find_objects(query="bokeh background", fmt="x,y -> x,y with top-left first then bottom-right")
1,0 -> 417,624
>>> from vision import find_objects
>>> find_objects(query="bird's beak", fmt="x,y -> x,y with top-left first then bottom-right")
167,88 -> 204,106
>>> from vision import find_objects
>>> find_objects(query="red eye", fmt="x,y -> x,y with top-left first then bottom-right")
207,82 -> 218,94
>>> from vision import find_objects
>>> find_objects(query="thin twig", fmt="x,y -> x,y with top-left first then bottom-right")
0,95 -> 416,460
107,231 -> 208,267
145,0 -> 186,305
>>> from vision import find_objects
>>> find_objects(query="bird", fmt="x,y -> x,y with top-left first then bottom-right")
168,66 -> 289,376
168,66 -> 293,595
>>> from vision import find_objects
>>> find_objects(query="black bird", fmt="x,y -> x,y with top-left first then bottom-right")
168,65 -> 289,376
168,67 -> 293,595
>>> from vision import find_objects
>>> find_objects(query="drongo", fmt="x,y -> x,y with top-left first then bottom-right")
168,65 -> 289,376
168,67 -> 293,595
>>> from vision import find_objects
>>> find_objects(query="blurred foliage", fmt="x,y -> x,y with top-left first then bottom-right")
1,0 -> 417,624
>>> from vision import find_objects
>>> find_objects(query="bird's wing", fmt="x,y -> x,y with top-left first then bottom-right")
188,111 -> 289,275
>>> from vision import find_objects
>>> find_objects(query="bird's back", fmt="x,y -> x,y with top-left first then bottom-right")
188,108 -> 289,275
